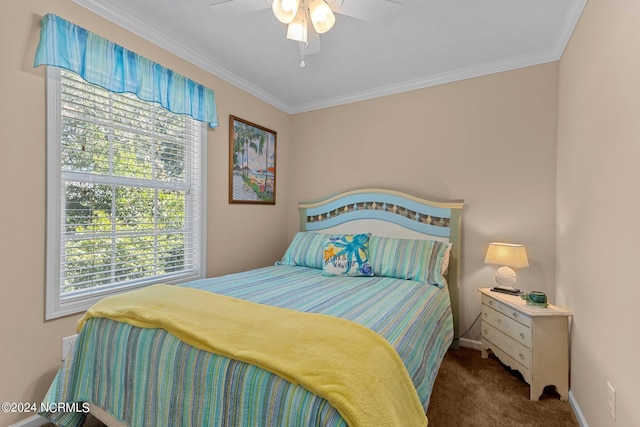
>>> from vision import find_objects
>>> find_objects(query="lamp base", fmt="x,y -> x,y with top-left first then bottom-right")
494,266 -> 518,289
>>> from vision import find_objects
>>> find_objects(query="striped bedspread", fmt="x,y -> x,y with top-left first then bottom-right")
42,265 -> 453,426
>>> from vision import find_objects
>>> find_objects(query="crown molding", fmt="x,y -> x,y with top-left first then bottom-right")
290,0 -> 587,114
289,49 -> 561,114
552,0 -> 587,59
73,0 -> 292,113
73,0 -> 586,116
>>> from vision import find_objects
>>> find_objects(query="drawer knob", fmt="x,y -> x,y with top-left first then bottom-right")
512,312 -> 518,319
483,312 -> 488,318
519,353 -> 525,360
520,332 -> 525,339
483,329 -> 488,335
489,300 -> 493,306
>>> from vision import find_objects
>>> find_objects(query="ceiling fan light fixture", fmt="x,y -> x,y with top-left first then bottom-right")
309,0 -> 335,34
272,0 -> 300,24
286,8 -> 308,43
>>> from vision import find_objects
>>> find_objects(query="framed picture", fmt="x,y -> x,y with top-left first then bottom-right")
229,115 -> 277,204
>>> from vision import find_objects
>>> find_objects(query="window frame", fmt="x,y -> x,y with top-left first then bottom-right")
45,67 -> 207,320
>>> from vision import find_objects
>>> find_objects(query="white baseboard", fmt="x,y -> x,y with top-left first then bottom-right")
459,337 -> 483,350
8,414 -> 49,427
569,390 -> 589,427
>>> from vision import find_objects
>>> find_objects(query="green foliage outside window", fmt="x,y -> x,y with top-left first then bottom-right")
59,71 -> 198,294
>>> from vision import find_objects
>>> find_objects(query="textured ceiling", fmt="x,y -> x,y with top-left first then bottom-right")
73,0 -> 586,113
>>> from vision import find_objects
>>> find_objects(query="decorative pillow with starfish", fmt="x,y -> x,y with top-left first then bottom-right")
322,234 -> 374,277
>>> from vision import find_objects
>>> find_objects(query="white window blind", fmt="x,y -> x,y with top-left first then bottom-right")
46,68 -> 207,319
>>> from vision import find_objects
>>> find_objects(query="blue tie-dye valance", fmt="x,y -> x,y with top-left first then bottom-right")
34,14 -> 218,128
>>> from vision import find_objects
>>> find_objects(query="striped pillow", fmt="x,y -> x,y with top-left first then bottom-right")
277,232 -> 327,269
368,236 -> 450,287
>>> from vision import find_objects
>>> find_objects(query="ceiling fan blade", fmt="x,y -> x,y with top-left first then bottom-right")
329,0 -> 402,26
209,0 -> 270,16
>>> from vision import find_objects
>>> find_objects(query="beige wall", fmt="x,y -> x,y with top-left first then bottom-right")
5,2 -> 637,427
0,1 -> 291,425
557,0 -> 640,426
3,1 -> 591,426
291,64 -> 559,341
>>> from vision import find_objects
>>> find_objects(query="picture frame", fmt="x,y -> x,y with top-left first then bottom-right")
229,115 -> 277,204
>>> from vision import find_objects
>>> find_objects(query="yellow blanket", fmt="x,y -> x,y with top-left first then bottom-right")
78,284 -> 428,427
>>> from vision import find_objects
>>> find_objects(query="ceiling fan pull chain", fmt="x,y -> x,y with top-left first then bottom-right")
299,41 -> 307,67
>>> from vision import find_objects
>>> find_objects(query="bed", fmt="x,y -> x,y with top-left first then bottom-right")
41,188 -> 463,427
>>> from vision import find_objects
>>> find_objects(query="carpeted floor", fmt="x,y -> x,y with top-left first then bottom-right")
427,346 -> 579,427
46,346 -> 579,426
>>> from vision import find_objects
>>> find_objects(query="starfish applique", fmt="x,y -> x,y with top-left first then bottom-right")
324,245 -> 337,262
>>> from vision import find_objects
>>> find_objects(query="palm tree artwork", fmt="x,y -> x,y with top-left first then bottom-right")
229,116 -> 277,204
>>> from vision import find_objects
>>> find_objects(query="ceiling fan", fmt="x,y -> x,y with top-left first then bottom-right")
209,0 -> 402,66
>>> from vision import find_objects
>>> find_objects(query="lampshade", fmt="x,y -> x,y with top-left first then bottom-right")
286,8 -> 308,43
272,0 -> 339,65
309,0 -> 335,34
484,242 -> 529,289
272,0 -> 300,24
484,243 -> 529,268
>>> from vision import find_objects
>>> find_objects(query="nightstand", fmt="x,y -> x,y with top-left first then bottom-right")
478,288 -> 571,401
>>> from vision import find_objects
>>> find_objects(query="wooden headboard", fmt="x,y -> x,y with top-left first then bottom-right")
298,188 -> 464,344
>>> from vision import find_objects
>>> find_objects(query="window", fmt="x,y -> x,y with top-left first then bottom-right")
46,68 -> 207,319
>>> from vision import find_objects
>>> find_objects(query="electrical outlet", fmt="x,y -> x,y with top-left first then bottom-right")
62,334 -> 78,361
607,381 -> 616,420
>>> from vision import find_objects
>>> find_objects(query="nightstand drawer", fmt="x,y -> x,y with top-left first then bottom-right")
482,322 -> 531,369
481,293 -> 531,327
482,305 -> 532,347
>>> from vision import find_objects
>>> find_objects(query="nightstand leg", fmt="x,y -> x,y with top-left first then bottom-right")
556,385 -> 569,402
530,384 -> 569,401
481,348 -> 489,359
530,385 -> 542,401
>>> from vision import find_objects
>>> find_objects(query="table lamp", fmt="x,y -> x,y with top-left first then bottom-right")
484,242 -> 529,292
